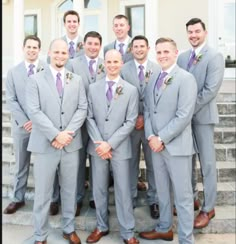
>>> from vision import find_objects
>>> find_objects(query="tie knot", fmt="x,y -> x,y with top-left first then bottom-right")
139,65 -> 144,70
29,64 -> 35,69
69,41 -> 74,46
108,81 -> 115,88
159,71 -> 168,80
119,43 -> 124,48
57,72 -> 61,78
89,59 -> 96,66
191,50 -> 196,58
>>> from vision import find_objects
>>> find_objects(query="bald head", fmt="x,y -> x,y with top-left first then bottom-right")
48,39 -> 69,70
105,49 -> 123,79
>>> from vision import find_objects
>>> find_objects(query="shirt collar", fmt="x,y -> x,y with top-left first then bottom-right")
25,60 -> 39,70
49,65 -> 65,82
106,75 -> 120,84
66,36 -> 79,46
134,59 -> 148,71
161,63 -> 176,74
192,41 -> 206,56
85,55 -> 98,65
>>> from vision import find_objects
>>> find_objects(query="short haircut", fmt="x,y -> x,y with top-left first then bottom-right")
113,14 -> 129,24
23,35 -> 41,49
131,35 -> 149,46
84,31 -> 102,45
186,18 -> 206,31
63,10 -> 80,23
155,37 -> 177,49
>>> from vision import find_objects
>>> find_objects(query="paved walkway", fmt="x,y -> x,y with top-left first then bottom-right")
2,224 -> 236,244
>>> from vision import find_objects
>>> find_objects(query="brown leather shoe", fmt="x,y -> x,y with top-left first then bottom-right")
123,237 -> 140,244
194,199 -> 200,211
139,229 -> 173,241
3,201 -> 25,214
63,231 -> 81,244
75,202 -> 83,217
86,228 -> 109,243
150,204 -> 159,219
34,241 -> 47,244
50,202 -> 59,216
137,181 -> 147,191
194,209 -> 215,229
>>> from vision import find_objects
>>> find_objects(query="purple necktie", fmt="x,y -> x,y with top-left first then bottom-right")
187,50 -> 196,70
119,43 -> 125,55
89,59 -> 96,76
138,65 -> 145,81
28,64 -> 35,76
56,72 -> 63,96
106,81 -> 115,102
156,72 -> 168,90
69,41 -> 75,58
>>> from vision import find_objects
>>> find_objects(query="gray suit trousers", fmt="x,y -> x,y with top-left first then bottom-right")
192,124 -> 217,211
33,150 -> 79,241
91,156 -> 135,240
130,129 -> 158,205
12,132 -> 31,202
152,150 -> 194,244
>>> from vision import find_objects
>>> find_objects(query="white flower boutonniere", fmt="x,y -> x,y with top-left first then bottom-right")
162,75 -> 173,90
36,66 -> 44,73
114,84 -> 124,99
193,53 -> 203,65
145,70 -> 153,83
97,64 -> 105,74
66,72 -> 73,84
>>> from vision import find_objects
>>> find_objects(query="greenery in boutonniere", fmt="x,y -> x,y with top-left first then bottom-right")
66,72 -> 73,84
97,63 -> 105,74
193,53 -> 203,64
36,66 -> 44,73
145,69 -> 153,83
162,75 -> 173,90
76,42 -> 83,52
114,84 -> 124,99
127,43 -> 132,53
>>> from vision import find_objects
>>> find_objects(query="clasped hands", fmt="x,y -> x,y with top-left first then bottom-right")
51,130 -> 74,150
94,141 -> 112,160
148,136 -> 165,152
135,115 -> 144,130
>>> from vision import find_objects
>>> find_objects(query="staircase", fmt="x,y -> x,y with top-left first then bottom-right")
2,79 -> 236,233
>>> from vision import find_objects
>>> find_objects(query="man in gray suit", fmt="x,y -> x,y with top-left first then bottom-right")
120,35 -> 160,219
4,35 -> 47,214
26,39 -> 87,244
86,50 -> 139,244
103,14 -> 133,63
177,18 -> 225,229
139,38 -> 197,244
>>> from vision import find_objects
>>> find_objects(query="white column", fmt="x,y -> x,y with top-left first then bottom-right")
13,0 -> 24,64
73,0 -> 84,35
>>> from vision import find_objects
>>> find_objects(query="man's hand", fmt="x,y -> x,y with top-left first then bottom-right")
100,151 -> 113,160
55,131 -> 74,146
94,141 -> 112,158
23,121 -> 32,132
135,115 -> 144,130
51,140 -> 64,150
148,136 -> 165,152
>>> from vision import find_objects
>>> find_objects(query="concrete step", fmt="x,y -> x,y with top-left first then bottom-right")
3,109 -> 11,122
217,102 -> 236,115
218,114 -> 236,127
2,198 -> 235,234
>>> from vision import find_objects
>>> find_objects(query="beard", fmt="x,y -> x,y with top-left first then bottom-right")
55,63 -> 64,69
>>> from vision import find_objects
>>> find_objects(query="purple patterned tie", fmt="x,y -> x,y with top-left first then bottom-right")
187,50 -> 196,70
138,65 -> 145,81
56,72 -> 63,96
89,59 -> 96,76
156,72 -> 168,90
119,43 -> 125,55
69,41 -> 75,58
106,81 -> 115,102
28,64 -> 35,76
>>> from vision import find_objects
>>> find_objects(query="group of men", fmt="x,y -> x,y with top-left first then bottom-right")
4,9 -> 224,244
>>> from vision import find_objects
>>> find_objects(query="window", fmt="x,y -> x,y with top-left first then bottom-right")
24,15 -> 37,36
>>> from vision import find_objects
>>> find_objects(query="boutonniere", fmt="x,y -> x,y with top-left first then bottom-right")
97,64 -> 105,74
114,84 -> 124,99
145,70 -> 153,83
127,43 -> 132,53
193,53 -> 203,64
162,75 -> 173,90
76,42 -> 83,52
66,72 -> 73,84
36,65 -> 44,73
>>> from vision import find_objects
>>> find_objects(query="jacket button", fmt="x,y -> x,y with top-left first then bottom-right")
61,112 -> 64,114
60,126 -> 62,129
105,119 -> 109,121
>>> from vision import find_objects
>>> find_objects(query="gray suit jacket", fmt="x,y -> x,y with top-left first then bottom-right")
6,60 -> 47,135
177,44 -> 225,125
103,39 -> 133,63
144,65 -> 197,156
26,66 -> 88,153
86,77 -> 139,160
66,55 -> 106,93
121,59 -> 161,115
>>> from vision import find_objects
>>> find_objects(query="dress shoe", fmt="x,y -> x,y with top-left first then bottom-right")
63,231 -> 81,244
50,202 -> 59,216
86,228 -> 109,243
139,229 -> 173,241
149,204 -> 159,219
89,200 -> 96,209
34,241 -> 47,244
194,199 -> 200,211
137,181 -> 147,191
3,201 -> 25,214
173,207 -> 177,216
75,202 -> 83,217
123,237 -> 140,244
194,209 -> 215,229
